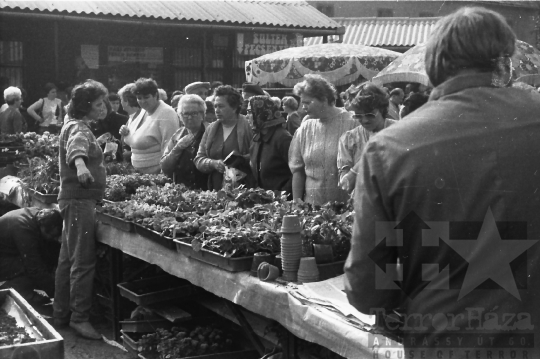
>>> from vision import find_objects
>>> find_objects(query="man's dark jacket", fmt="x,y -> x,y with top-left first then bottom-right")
344,73 -> 540,357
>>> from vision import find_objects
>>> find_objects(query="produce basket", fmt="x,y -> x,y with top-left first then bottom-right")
317,260 -> 345,281
0,288 -> 64,358
134,223 -> 177,250
120,318 -> 174,333
96,211 -> 133,232
27,188 -> 58,204
173,238 -> 254,272
117,275 -> 196,306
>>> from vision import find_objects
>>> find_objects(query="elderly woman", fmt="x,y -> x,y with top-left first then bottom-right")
0,87 -> 25,134
337,83 -> 397,192
249,96 -> 293,194
54,80 -> 107,340
194,85 -> 253,191
282,96 -> 301,136
160,95 -> 209,189
27,82 -> 63,134
344,7 -> 540,359
120,78 -> 179,173
288,74 -> 357,205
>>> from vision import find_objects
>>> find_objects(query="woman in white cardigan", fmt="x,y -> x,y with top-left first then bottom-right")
119,78 -> 179,174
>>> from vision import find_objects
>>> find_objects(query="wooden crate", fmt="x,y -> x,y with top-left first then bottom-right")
0,288 -> 64,359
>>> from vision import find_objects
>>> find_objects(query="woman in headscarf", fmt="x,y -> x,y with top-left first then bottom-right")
248,96 -> 292,195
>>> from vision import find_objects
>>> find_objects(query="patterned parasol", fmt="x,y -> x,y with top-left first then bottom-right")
245,43 -> 400,87
372,40 -> 540,87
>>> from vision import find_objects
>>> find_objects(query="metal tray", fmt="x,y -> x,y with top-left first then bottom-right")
96,211 -> 133,232
0,288 -> 64,359
173,239 -> 254,272
117,275 -> 196,306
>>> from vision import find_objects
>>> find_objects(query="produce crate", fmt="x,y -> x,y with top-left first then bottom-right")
0,288 -> 64,359
317,260 -> 345,281
174,238 -> 254,272
27,188 -> 58,204
120,318 -> 173,333
124,316 -> 260,359
117,275 -> 196,306
133,223 -> 176,250
96,211 -> 133,232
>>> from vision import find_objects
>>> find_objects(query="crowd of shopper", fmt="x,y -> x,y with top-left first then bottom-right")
3,8 -> 538,353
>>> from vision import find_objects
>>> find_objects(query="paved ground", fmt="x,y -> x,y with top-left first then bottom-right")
36,304 -> 132,359
58,321 -> 132,359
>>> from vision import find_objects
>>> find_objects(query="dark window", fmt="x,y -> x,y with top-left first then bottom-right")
316,5 -> 334,17
0,41 -> 23,87
377,8 -> 394,17
419,12 -> 435,17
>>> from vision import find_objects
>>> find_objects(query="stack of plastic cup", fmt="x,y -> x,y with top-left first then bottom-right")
281,215 -> 302,282
297,257 -> 320,283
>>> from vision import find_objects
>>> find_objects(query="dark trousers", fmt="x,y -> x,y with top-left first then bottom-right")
53,199 -> 97,323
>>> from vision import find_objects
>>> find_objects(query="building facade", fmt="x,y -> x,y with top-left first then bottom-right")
0,0 -> 343,103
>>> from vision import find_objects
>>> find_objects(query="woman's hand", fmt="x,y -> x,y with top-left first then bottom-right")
211,159 -> 226,173
75,158 -> 94,188
119,125 -> 130,136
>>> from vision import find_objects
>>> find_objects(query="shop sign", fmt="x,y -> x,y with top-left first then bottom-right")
236,33 -> 303,56
108,46 -> 163,64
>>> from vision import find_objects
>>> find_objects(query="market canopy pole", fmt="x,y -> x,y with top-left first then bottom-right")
372,40 -> 540,87
245,43 -> 400,87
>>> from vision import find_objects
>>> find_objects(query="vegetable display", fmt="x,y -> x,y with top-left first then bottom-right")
138,325 -> 234,358
99,185 -> 353,261
0,309 -> 35,346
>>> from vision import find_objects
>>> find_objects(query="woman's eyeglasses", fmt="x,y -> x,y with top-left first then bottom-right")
181,111 -> 203,118
352,112 -> 376,120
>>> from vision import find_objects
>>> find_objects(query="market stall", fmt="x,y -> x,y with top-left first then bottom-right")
0,135 -> 405,358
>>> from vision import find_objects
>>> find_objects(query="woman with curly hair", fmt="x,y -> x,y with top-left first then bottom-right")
54,79 -> 107,340
288,74 -> 357,205
338,83 -> 397,192
249,95 -> 293,194
194,85 -> 253,190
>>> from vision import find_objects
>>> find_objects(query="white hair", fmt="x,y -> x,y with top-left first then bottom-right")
158,88 -> 168,101
177,94 -> 206,114
4,86 -> 21,102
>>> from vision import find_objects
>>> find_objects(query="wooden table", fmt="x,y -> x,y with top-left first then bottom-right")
96,223 -> 403,359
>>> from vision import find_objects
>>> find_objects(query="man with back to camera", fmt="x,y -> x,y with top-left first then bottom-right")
345,7 -> 540,358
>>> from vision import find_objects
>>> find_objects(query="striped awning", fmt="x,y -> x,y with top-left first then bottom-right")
0,0 -> 342,31
304,17 -> 440,48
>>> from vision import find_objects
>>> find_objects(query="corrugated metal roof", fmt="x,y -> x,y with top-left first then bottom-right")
0,0 -> 341,29
304,17 -> 440,47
